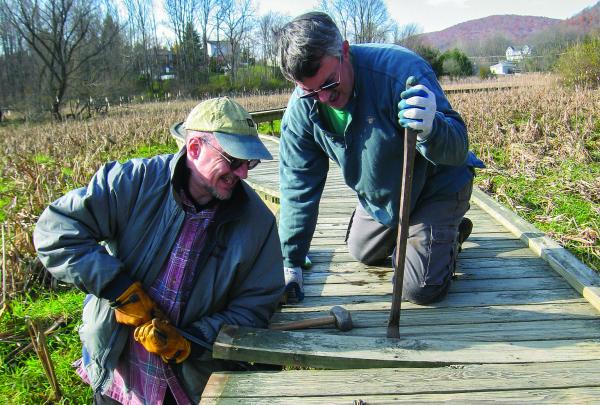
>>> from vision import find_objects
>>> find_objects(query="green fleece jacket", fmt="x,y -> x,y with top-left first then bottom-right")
279,43 -> 484,267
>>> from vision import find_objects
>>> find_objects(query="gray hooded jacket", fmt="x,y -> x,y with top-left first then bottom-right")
33,148 -> 284,402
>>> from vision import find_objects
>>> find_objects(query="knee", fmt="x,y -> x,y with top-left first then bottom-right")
348,242 -> 386,265
402,282 -> 450,305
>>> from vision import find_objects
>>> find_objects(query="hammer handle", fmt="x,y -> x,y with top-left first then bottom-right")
269,315 -> 334,331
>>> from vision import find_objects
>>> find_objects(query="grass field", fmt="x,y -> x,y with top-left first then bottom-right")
0,74 -> 598,403
452,78 -> 599,270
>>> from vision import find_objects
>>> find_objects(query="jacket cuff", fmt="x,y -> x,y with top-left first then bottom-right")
284,258 -> 303,268
100,272 -> 136,302
417,113 -> 440,143
183,325 -> 213,352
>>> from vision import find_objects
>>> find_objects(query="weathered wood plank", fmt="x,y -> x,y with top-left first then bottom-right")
272,302 -> 598,326
279,289 -> 581,313
201,387 -> 600,404
311,224 -> 511,237
309,237 -> 526,251
305,256 -> 551,274
307,247 -> 542,261
202,360 -> 600,399
213,325 -> 600,369
299,276 -> 569,296
302,265 -> 557,282
315,318 -> 600,342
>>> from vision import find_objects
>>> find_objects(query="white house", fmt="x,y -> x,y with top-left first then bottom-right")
490,61 -> 516,75
206,41 -> 231,58
506,45 -> 531,62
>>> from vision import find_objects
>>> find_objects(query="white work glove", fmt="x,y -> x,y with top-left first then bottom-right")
398,76 -> 437,140
284,266 -> 304,302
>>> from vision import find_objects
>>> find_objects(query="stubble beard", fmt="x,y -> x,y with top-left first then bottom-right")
208,185 -> 232,200
200,176 -> 236,201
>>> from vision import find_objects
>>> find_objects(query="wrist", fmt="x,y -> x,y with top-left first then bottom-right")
102,272 -> 136,302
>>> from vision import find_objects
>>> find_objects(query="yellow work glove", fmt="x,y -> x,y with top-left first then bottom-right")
133,318 -> 191,364
112,282 -> 156,327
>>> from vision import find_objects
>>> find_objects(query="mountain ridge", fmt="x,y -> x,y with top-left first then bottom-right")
417,2 -> 600,51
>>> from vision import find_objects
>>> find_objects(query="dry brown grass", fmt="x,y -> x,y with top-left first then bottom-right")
451,77 -> 598,181
440,72 -> 556,90
449,77 -> 599,268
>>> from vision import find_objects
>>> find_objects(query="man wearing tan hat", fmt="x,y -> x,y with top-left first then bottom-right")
34,97 -> 284,404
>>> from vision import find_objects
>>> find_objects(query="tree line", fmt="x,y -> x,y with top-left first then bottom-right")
0,0 -> 466,120
4,0 -> 592,121
0,0 -> 279,120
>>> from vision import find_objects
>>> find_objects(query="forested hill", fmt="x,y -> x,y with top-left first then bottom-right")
562,1 -> 600,31
418,1 -> 600,51
420,15 -> 559,51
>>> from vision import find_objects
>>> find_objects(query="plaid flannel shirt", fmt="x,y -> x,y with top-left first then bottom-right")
77,192 -> 217,404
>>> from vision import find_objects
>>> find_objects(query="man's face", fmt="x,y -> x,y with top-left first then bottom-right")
186,135 -> 249,202
296,45 -> 353,109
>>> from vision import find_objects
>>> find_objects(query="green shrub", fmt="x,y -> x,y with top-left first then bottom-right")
440,48 -> 473,78
197,65 -> 290,94
411,44 -> 443,77
479,66 -> 493,80
555,36 -> 600,88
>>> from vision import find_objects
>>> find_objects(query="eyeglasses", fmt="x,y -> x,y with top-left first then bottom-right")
202,139 -> 260,170
299,56 -> 342,99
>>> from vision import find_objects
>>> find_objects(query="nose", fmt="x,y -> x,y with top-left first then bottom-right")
233,163 -> 249,179
317,90 -> 332,103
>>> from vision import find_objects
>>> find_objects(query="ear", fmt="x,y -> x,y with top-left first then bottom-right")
342,40 -> 350,58
187,137 -> 202,159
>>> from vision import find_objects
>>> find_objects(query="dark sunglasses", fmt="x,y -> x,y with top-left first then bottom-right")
203,139 -> 260,170
299,56 -> 342,99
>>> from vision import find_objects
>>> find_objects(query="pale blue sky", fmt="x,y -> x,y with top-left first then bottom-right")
256,0 -> 599,33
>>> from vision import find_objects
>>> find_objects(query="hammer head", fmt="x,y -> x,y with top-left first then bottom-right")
330,306 -> 353,331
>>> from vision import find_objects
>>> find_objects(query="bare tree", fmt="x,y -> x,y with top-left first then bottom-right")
2,0 -> 117,120
197,0 -> 217,75
390,22 -> 422,47
85,12 -> 136,99
216,0 -> 255,84
257,12 -> 288,71
164,0 -> 199,86
0,8 -> 31,106
319,0 -> 392,43
350,0 -> 390,43
319,0 -> 391,43
318,0 -> 351,39
123,0 -> 159,89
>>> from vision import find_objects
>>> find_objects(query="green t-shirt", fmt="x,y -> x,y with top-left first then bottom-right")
319,103 -> 350,135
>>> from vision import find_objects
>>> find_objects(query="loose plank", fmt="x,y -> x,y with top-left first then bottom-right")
213,325 -> 600,369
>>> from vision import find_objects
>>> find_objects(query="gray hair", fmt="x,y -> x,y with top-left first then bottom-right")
278,12 -> 343,82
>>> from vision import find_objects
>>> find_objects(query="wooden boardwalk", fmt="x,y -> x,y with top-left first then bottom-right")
202,136 -> 600,403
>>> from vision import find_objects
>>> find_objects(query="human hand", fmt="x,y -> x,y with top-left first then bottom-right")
134,318 -> 191,364
398,76 -> 437,140
284,266 -> 305,302
112,281 -> 157,327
